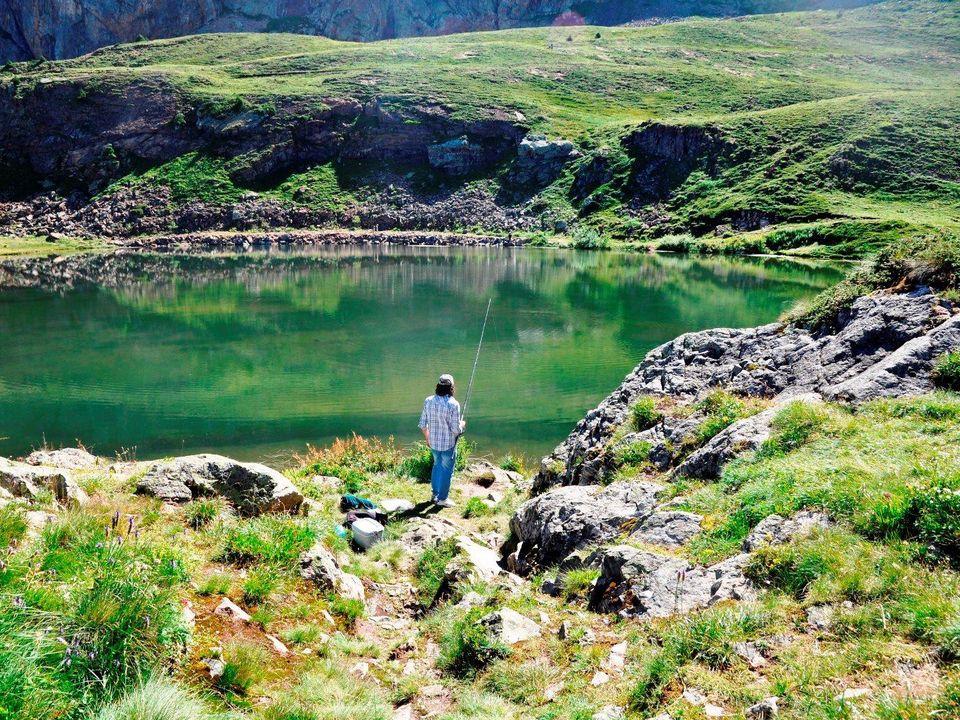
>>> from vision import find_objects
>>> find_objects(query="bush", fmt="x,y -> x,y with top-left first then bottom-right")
196,571 -> 233,596
296,435 -> 400,477
220,516 -> 317,566
695,390 -> 749,444
571,226 -> 610,250
242,567 -> 279,605
760,400 -> 829,456
560,567 -> 600,599
614,440 -> 651,467
630,396 -> 662,431
463,497 -> 494,519
328,595 -> 365,628
93,677 -> 226,720
184,498 -> 225,530
933,352 -> 960,391
218,640 -> 268,697
498,454 -> 524,473
438,607 -> 510,677
414,538 -> 460,604
905,483 -> 960,555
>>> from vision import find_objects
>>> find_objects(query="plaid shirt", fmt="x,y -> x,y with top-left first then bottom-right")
419,394 -> 463,451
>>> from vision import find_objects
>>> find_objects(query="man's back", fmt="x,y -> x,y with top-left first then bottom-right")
419,394 -> 461,451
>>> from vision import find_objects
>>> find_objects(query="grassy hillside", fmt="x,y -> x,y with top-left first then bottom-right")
4,393 -> 960,719
2,0 -> 959,253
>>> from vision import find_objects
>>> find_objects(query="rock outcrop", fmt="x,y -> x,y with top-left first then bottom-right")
135,453 -> 303,516
24,447 -> 101,471
506,481 -> 662,571
0,456 -> 89,507
535,290 -> 958,492
299,542 -> 366,601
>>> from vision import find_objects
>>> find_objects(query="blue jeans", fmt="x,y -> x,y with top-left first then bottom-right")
430,447 -> 456,501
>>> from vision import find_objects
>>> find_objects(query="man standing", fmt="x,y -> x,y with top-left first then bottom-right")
418,374 -> 465,508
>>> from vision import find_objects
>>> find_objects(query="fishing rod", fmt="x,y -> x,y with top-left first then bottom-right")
461,298 -> 493,422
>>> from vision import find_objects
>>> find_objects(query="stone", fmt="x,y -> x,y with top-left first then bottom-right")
746,697 -> 779,719
203,657 -> 225,680
393,704 -> 414,720
300,543 -> 366,602
603,641 -> 628,674
508,480 -> 662,571
733,641 -> 767,668
24,447 -> 99,470
455,591 -> 485,610
214,597 -> 251,623
632,511 -> 702,549
380,498 -> 415,513
590,671 -> 610,686
742,511 -> 831,552
513,134 -> 578,185
593,706 -> 625,720
398,516 -> 460,554
589,545 -> 755,618
535,292 -> 956,492
0,456 -> 88,507
136,454 -> 302,516
806,604 -> 834,631
676,405 -> 780,479
181,600 -> 196,628
479,608 -> 541,645
544,682 -> 564,701
266,634 -> 289,656
427,136 -> 488,176
24,510 -> 57,538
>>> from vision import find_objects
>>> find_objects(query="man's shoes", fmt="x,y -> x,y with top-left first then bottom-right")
431,496 -> 439,504
435,499 -> 455,508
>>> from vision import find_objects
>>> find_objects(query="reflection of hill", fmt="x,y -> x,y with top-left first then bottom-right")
0,248 -> 842,461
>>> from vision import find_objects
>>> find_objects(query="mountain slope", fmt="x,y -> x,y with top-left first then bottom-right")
0,0 -> 957,255
1,0 -> 882,62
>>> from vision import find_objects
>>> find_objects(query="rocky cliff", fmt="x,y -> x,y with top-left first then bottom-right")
1,0 -> 878,62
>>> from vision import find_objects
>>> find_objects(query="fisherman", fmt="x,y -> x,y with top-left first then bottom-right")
418,374 -> 465,508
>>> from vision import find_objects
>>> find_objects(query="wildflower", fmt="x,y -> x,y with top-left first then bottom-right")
112,510 -> 120,530
13,595 -> 24,608
127,515 -> 135,534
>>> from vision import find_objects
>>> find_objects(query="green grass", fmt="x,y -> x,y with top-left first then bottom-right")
0,235 -> 108,258
93,677 -> 229,720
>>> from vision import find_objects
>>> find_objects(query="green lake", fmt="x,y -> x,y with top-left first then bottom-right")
0,246 -> 844,465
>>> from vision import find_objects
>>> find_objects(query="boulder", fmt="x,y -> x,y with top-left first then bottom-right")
742,511 -> 831,552
589,545 -> 755,618
512,134 -> 578,185
631,511 -> 702,549
508,481 -> 662,571
0,456 -> 88,507
460,460 -> 523,499
24,447 -> 100,470
746,697 -> 779,718
479,607 -> 541,645
427,136 -> 489,176
299,542 -> 365,602
136,454 -> 302,516
398,516 -> 460,554
214,597 -> 251,623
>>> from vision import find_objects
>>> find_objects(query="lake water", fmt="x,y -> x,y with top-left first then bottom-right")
0,246 -> 843,465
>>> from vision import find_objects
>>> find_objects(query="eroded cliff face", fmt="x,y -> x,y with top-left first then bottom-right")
0,0 -> 878,62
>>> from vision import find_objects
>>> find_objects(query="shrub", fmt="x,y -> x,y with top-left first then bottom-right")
220,516 -> 317,566
484,660 -> 550,705
760,400 -> 829,456
218,640 -> 268,697
571,226 -> 610,250
242,567 -> 279,605
905,483 -> 960,555
695,390 -> 748,444
184,498 -> 225,530
280,624 -> 325,646
93,677 -> 226,720
438,608 -> 510,677
297,434 -> 400,476
414,538 -> 460,604
498,454 -> 524,473
560,567 -> 600,598
933,352 -> 960,391
463,497 -> 494,519
614,440 -> 651,467
328,595 -> 365,628
196,571 -> 233,596
630,396 -> 662,431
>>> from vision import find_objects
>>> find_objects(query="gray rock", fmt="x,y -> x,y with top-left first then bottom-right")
136,454 -> 303,516
589,545 -> 755,618
512,134 -> 578,185
535,292 -> 956,492
631,511 -> 703,549
508,481 -> 662,571
676,405 -> 779,479
299,542 -> 366,602
746,697 -> 779,718
742,511 -> 831,552
0,456 -> 88,507
479,607 -> 541,645
427,136 -> 488,176
806,604 -> 834,631
398,516 -> 460,554
733,641 -> 767,668
24,447 -> 100,470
